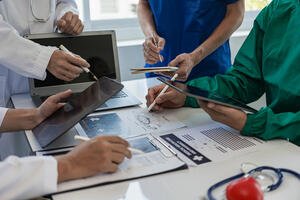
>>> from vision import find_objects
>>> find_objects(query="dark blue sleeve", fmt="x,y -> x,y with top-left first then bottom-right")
223,0 -> 239,4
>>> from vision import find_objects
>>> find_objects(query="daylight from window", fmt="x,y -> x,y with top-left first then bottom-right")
77,0 -> 271,21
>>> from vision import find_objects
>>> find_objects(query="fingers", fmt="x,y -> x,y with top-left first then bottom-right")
51,89 -> 73,103
143,36 -> 165,64
58,12 -> 84,35
65,53 -> 90,68
146,85 -> 164,107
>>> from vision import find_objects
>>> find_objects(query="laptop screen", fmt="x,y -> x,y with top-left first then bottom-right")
30,32 -> 118,88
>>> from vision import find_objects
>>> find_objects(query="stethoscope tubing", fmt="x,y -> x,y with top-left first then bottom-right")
206,166 -> 300,200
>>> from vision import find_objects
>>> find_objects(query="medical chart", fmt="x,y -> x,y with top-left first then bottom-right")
155,122 -> 266,166
56,135 -> 186,193
75,107 -> 186,139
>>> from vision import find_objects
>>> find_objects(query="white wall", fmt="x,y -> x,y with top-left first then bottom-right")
117,33 -> 248,81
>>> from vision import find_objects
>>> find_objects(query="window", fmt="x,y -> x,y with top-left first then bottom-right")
76,0 -> 271,41
246,0 -> 271,11
76,0 -> 141,41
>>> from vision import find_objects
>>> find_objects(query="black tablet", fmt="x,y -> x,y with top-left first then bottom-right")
32,77 -> 124,148
157,78 -> 258,113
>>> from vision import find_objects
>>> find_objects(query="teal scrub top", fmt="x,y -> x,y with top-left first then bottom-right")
185,0 -> 300,145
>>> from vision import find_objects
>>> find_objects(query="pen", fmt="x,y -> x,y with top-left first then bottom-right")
74,135 -> 145,155
152,33 -> 163,63
154,136 -> 177,156
148,73 -> 178,112
59,45 -> 98,81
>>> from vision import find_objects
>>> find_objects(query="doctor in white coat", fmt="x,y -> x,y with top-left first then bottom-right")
0,91 -> 132,199
0,0 -> 89,107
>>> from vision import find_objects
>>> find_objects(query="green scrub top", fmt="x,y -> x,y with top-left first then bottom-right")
185,0 -> 300,145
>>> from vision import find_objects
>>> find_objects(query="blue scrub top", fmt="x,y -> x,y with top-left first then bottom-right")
145,0 -> 238,81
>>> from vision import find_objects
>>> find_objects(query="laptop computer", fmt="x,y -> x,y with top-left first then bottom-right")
25,31 -> 141,111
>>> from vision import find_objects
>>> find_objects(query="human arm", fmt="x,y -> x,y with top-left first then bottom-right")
0,90 -> 72,132
0,14 -> 88,81
56,0 -> 84,35
56,136 -> 132,182
137,0 -> 165,64
168,0 -> 245,81
0,136 -> 131,200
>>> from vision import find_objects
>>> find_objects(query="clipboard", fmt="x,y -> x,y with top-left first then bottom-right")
131,66 -> 178,74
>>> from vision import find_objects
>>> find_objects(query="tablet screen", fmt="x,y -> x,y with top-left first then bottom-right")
157,78 -> 258,113
32,77 -> 123,148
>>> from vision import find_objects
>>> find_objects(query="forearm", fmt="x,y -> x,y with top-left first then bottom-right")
191,0 -> 245,64
0,15 -> 55,79
137,0 -> 157,37
0,108 -> 41,132
242,107 -> 300,145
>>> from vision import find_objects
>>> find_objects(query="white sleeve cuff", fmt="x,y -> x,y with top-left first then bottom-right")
0,107 -> 8,127
0,156 -> 58,200
34,46 -> 57,80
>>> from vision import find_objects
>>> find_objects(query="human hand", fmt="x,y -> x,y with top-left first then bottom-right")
56,136 -> 132,182
57,11 -> 84,35
143,33 -> 165,64
35,90 -> 73,125
146,83 -> 186,111
163,53 -> 197,81
198,101 -> 247,131
47,50 -> 90,81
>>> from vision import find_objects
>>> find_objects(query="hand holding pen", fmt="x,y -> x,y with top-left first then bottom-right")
59,45 -> 98,81
143,33 -> 165,64
74,135 -> 145,155
148,73 -> 178,112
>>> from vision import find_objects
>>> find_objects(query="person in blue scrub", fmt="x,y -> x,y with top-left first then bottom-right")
138,0 -> 245,81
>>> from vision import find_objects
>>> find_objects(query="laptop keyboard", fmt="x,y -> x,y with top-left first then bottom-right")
111,91 -> 128,98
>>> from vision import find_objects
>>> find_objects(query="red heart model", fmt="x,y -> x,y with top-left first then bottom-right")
226,176 -> 264,200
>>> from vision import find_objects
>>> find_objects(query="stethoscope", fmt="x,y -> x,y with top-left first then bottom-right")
207,165 -> 300,200
30,0 -> 52,23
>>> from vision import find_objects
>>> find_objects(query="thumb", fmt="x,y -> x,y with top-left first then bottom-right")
169,55 -> 184,67
157,37 -> 165,50
57,19 -> 66,29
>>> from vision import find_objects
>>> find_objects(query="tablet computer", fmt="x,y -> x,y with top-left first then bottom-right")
157,77 -> 258,113
32,77 -> 124,148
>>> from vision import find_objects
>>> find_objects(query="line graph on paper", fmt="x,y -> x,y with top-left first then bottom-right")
122,108 -> 186,134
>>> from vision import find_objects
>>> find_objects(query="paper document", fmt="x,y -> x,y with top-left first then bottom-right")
75,107 -> 186,139
130,66 -> 178,74
56,135 -> 187,194
156,122 -> 266,166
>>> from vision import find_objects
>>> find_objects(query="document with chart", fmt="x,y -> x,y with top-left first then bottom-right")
154,122 -> 266,166
56,135 -> 187,194
75,107 -> 186,139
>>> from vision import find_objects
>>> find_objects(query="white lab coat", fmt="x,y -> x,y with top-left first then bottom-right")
0,155 -> 58,200
0,0 -> 78,107
0,108 -> 58,200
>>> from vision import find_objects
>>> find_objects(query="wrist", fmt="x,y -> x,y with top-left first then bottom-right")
56,155 -> 73,183
191,47 -> 205,66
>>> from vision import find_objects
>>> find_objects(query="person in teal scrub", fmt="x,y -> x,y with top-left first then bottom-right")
138,0 -> 245,81
145,0 -> 300,145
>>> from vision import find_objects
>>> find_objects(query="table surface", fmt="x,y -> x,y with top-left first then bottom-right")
12,78 -> 300,200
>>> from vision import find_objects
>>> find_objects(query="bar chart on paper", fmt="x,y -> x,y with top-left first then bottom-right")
157,122 -> 265,166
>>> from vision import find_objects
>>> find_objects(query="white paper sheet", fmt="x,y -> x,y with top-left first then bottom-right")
75,107 -> 186,139
155,122 -> 266,166
56,135 -> 186,193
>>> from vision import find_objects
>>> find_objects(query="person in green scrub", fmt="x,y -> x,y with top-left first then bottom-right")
145,0 -> 300,145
